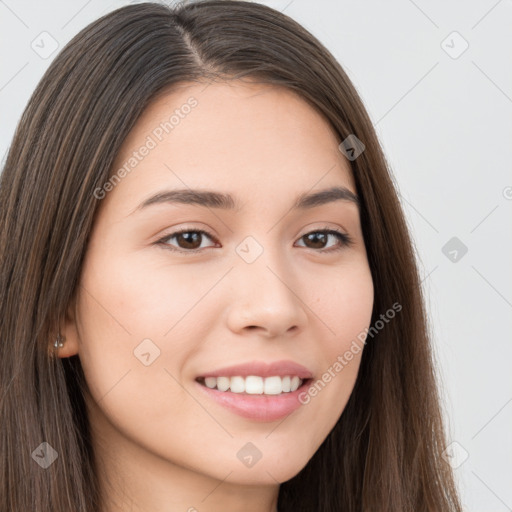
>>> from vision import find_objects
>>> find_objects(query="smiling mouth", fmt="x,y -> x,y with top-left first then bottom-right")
195,375 -> 313,395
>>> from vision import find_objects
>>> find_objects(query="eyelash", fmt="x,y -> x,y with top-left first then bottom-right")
155,227 -> 354,254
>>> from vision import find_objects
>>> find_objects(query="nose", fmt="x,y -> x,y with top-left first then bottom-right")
225,253 -> 309,339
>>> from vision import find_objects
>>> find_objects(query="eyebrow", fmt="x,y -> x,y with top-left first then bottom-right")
130,185 -> 360,215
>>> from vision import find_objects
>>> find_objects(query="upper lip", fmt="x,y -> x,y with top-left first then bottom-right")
198,360 -> 314,379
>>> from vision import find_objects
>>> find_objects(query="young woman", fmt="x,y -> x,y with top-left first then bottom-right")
0,1 -> 463,510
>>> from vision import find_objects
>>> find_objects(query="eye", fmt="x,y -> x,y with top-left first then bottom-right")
295,228 -> 354,252
155,227 -> 354,254
156,229 -> 218,252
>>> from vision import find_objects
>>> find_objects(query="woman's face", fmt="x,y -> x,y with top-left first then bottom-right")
63,80 -> 373,495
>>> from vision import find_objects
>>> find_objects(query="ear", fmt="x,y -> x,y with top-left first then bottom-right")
53,291 -> 81,358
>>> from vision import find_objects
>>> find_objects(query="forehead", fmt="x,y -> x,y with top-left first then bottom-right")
104,80 -> 356,215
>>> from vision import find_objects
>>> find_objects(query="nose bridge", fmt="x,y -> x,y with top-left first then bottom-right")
236,233 -> 292,296
226,235 -> 308,335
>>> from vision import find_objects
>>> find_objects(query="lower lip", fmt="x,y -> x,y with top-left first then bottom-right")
195,379 -> 311,422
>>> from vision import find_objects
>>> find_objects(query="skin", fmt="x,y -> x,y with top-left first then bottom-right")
59,80 -> 374,512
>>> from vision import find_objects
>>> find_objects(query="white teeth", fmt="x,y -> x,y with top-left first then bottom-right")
245,376 -> 264,394
204,377 -> 217,389
263,376 -> 282,395
230,376 -> 245,393
216,376 -> 230,392
290,376 -> 301,392
200,375 -> 305,395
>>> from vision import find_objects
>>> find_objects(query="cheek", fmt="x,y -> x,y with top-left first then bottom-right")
313,261 -> 374,349
79,244 -> 219,338
75,266 -> 196,438
297,261 -> 373,423
74,248 -> 222,400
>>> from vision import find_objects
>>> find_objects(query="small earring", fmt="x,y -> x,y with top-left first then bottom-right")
54,332 -> 65,349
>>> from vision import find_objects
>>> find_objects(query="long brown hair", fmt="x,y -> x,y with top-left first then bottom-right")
0,1 -> 462,510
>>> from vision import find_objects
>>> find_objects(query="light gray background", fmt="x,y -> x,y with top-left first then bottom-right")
1,1 -> 511,510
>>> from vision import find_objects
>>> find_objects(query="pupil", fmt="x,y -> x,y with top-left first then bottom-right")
179,232 -> 201,249
306,232 -> 326,249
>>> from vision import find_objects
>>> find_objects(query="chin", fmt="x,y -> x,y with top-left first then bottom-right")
220,451 -> 312,485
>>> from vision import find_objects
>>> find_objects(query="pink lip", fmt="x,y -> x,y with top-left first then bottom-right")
197,360 -> 314,379
195,379 -> 312,422
195,360 -> 314,422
